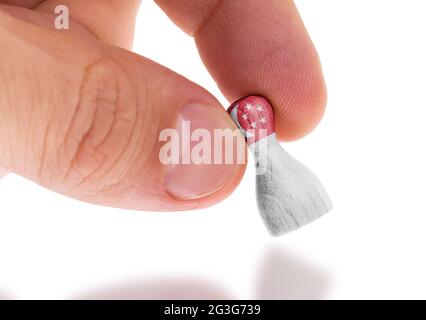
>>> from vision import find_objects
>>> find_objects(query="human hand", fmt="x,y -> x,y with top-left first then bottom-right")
0,0 -> 326,211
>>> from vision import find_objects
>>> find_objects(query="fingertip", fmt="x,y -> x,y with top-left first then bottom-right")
273,66 -> 328,141
191,0 -> 328,141
220,50 -> 328,142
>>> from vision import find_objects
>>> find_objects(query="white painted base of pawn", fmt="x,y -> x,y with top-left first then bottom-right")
249,134 -> 332,236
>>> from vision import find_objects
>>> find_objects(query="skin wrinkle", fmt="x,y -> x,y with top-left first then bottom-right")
104,91 -> 163,202
38,111 -> 53,185
59,57 -> 106,166
63,102 -> 99,185
88,50 -> 164,203
60,64 -> 99,185
94,67 -> 143,188
33,63 -> 64,185
69,84 -> 109,183
91,87 -> 119,155
119,57 -> 159,166
192,0 -> 223,38
83,129 -> 158,205
64,59 -> 139,197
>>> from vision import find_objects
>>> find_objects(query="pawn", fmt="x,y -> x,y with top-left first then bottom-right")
228,96 -> 332,236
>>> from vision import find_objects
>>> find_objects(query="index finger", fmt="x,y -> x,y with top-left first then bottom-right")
156,0 -> 327,141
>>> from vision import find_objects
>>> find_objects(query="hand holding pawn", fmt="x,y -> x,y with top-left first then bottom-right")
228,96 -> 332,236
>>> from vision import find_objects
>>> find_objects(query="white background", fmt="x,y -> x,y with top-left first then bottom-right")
1,0 -> 426,299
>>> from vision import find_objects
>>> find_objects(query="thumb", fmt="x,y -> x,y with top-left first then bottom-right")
0,11 -> 245,211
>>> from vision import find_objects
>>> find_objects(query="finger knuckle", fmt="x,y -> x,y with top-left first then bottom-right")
57,58 -> 141,195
